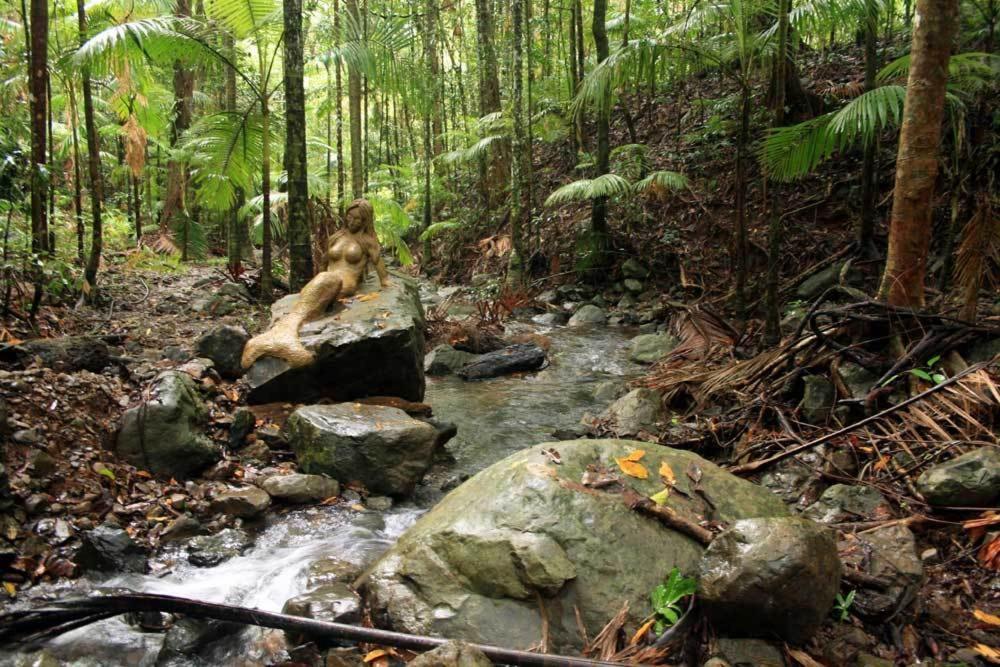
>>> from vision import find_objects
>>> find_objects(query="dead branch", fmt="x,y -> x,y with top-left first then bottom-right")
621,488 -> 715,545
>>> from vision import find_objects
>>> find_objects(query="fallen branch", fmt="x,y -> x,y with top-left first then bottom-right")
0,593 -> 622,667
621,488 -> 715,545
727,362 -> 991,476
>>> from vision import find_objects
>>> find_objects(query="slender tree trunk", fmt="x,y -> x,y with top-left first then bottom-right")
284,0 -> 313,290
160,0 -> 194,234
587,0 -> 610,277
29,0 -> 49,261
261,92 -> 273,298
346,0 -> 364,197
734,86 -> 751,318
510,0 -> 526,281
334,0 -> 345,212
224,34 -> 252,269
46,77 -> 54,254
133,173 -> 142,243
474,0 -> 505,207
857,15 -> 879,256
877,0 -> 959,307
78,0 -> 103,293
68,85 -> 85,264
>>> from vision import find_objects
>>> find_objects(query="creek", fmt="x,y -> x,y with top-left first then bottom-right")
5,312 -> 639,666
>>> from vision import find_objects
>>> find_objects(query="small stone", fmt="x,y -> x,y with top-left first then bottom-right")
628,333 -> 679,364
409,641 -> 492,667
916,447 -> 1000,507
307,558 -> 363,588
242,439 -> 272,463
531,312 -> 567,326
229,407 -> 256,448
162,345 -> 191,363
800,375 -> 836,424
623,278 -> 644,293
28,449 -> 57,477
621,259 -> 650,280
365,496 -> 393,511
24,494 -> 51,514
13,428 -> 40,444
283,583 -> 363,645
424,345 -> 477,376
161,515 -> 203,543
456,344 -> 546,380
195,325 -> 250,380
838,525 -> 923,622
76,524 -> 147,573
210,485 -> 271,518
187,528 -> 251,567
802,484 -> 891,524
592,381 -> 626,402
714,638 -> 785,667
261,474 -> 339,504
602,388 -> 666,436
567,304 -> 606,327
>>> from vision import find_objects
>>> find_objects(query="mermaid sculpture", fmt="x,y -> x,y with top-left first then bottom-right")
241,198 -> 390,369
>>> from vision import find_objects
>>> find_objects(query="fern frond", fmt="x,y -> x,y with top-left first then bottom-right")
634,171 -> 688,194
419,220 -> 463,241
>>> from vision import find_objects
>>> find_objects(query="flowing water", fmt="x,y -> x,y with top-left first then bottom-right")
5,309 -> 638,666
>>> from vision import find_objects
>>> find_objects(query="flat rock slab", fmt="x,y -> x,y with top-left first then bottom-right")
456,343 -> 546,380
360,439 -> 788,653
245,275 -> 425,405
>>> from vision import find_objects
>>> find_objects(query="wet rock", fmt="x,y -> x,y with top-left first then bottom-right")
698,516 -> 840,643
287,403 -> 441,497
307,558 -> 364,588
187,528 -> 251,567
623,279 -> 644,293
409,641 -> 491,667
283,582 -> 362,624
160,515 -> 203,543
245,275 -> 425,404
424,344 -> 477,376
628,333 -> 679,364
713,638 -> 785,667
115,371 -> 221,479
365,496 -> 393,511
839,525 -> 923,622
621,259 -> 650,280
592,380 -> 627,402
567,304 -> 606,327
260,473 -> 339,504
802,484 -> 891,524
531,312 -> 567,326
361,439 -> 788,652
156,617 -> 242,665
800,375 -> 836,424
601,388 -> 666,436
837,362 -> 878,400
759,447 -> 830,506
76,524 -> 147,573
229,407 -> 256,448
617,294 -> 637,310
195,325 -> 250,380
210,485 -> 271,518
796,262 -> 843,301
0,335 -> 110,372
241,439 -> 272,463
456,344 -> 546,380
916,448 -> 1000,507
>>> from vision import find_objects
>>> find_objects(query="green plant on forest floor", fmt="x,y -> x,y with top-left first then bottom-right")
650,567 -> 697,632
879,355 -> 947,388
834,590 -> 856,622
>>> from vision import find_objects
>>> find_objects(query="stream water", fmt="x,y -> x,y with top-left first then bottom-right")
5,312 -> 638,666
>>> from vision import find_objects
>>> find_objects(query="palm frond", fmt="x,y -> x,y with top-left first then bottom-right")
369,196 -> 414,265
633,170 -> 688,194
545,174 -> 632,207
419,220 -> 463,241
74,17 -> 213,74
185,109 -> 266,211
204,0 -> 279,39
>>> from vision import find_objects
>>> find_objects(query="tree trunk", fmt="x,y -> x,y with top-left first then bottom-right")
734,87 -> 751,319
474,0 -> 506,207
334,0 -> 345,213
510,0 -> 526,281
857,17 -> 879,256
78,0 -> 103,293
68,84 -> 85,265
159,0 -> 194,234
261,93 -> 273,298
133,173 -> 142,243
29,0 -> 48,259
877,0 -> 959,307
587,0 -> 610,276
283,0 -> 313,290
346,0 -> 364,198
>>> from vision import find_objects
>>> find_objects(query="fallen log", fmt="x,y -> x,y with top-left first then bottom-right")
0,593 -> 624,667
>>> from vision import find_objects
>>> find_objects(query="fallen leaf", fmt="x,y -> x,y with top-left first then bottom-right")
363,649 -> 388,662
974,608 -> 1000,627
629,618 -> 656,645
786,648 -> 824,667
616,457 -> 649,479
659,461 -> 676,485
349,503 -> 366,511
974,644 -> 1000,664
3,582 -> 15,597
979,536 -> 1000,570
649,488 -> 671,506
624,449 -> 646,462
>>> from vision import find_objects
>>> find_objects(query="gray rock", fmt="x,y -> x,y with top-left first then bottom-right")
966,337 -> 1000,364
800,375 -> 836,424
698,516 -> 840,644
283,582 -> 362,625
602,388 -> 666,435
567,304 -> 606,327
531,312 -> 567,326
360,439 -> 788,652
839,525 -> 923,622
592,380 -> 627,402
759,446 -> 833,506
409,642 -> 492,667
187,528 -> 251,567
365,496 -> 393,511
229,407 -> 256,448
916,448 -> 1000,506
628,333 -> 679,364
623,278 -> 644,293
162,345 -> 190,363
77,525 -> 146,573
210,485 -> 271,518
617,294 -> 637,309
456,344 -> 546,380
536,290 -> 558,305
157,617 -> 242,665
287,403 -> 440,497
195,325 -> 249,380
260,473 -> 339,504
621,259 -> 650,280
425,345 -> 477,376
1,335 -> 110,372
160,515 -> 203,543
837,362 -> 878,400
115,371 -> 221,479
307,558 -> 364,588
245,275 -> 425,405
714,638 -> 786,667
802,484 -> 891,524
796,263 -> 843,301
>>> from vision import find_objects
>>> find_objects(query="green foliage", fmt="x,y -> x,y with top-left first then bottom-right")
650,568 -> 697,632
369,196 -> 414,265
186,110 -> 267,211
834,590 -> 856,622
546,170 -> 687,206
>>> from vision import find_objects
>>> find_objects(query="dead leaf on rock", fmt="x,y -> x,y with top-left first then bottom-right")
973,608 -> 1000,627
616,457 -> 649,480
659,461 -> 676,486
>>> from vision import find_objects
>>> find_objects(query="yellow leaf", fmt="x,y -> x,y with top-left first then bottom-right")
364,649 -> 388,662
624,449 -> 646,462
616,457 -> 649,479
787,648 -> 825,667
659,461 -> 676,485
649,488 -> 671,506
974,608 -> 1000,627
974,643 -> 1000,664
629,618 -> 656,645
3,582 -> 15,597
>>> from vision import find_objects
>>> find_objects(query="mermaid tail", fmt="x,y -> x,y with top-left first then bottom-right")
240,319 -> 315,368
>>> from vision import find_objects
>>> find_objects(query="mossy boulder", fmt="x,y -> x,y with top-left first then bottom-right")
360,439 -> 788,653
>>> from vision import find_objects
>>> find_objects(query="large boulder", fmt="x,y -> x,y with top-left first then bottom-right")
628,333 -> 679,364
839,525 -> 923,622
287,403 -> 443,497
0,335 -> 111,372
697,517 -> 841,643
456,344 -> 546,380
114,371 -> 221,479
360,439 -> 788,653
567,305 -> 606,327
210,485 -> 271,518
245,275 -> 425,404
76,525 -> 146,574
601,388 -> 666,436
195,325 -> 249,379
916,447 -> 1000,507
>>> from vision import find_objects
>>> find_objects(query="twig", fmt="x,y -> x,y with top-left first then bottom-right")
621,488 -> 715,545
727,362 -> 991,475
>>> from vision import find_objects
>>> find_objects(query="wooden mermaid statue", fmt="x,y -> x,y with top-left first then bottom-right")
241,198 -> 390,369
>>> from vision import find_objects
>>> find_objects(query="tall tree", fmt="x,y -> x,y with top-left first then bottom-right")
159,0 -> 195,234
587,0 -> 610,275
509,0 -> 526,280
877,0 -> 959,306
29,0 -> 48,258
77,0 -> 103,294
857,0 -> 880,256
474,0 -> 505,206
346,0 -> 364,198
284,0 -> 314,290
